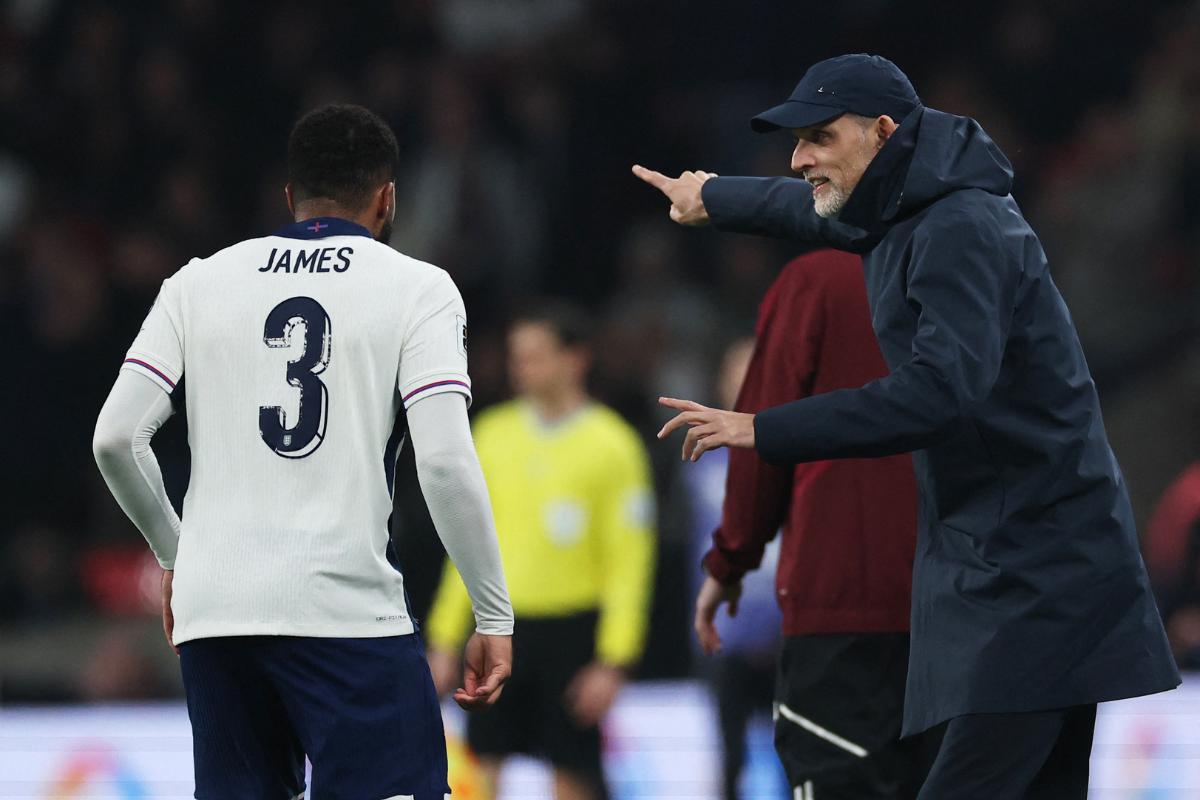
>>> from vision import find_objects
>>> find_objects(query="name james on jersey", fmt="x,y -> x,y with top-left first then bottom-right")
261,245 -> 355,274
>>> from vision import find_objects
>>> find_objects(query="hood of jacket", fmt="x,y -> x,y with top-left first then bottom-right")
837,106 -> 1014,233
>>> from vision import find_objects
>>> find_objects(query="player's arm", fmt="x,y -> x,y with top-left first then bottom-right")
93,370 -> 180,568
407,393 -> 513,709
94,275 -> 186,651
93,369 -> 182,654
399,271 -> 513,708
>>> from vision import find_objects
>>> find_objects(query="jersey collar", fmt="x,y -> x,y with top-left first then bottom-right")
274,217 -> 374,240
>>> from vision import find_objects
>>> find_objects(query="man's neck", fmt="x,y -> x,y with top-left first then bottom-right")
529,388 -> 589,424
295,202 -> 375,236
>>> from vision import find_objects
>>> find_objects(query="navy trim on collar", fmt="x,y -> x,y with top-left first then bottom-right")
274,216 -> 374,240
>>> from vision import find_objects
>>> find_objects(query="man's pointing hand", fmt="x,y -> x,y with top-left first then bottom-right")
657,397 -> 755,461
632,165 -> 715,226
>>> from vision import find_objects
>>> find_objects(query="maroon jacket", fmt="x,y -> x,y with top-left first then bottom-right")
703,250 -> 917,635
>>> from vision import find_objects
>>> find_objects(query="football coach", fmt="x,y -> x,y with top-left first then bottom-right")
636,54 -> 1180,798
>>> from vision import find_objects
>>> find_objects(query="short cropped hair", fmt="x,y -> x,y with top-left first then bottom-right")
512,300 -> 593,349
287,104 -> 399,210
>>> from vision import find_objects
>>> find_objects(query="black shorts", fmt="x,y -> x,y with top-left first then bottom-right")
467,611 -> 603,778
774,633 -> 935,800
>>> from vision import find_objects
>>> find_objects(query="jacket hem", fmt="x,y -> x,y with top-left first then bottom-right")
900,676 -> 1183,738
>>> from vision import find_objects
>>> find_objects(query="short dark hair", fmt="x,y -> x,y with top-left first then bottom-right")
512,299 -> 593,349
287,104 -> 399,210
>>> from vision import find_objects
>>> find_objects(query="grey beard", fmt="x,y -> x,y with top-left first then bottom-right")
813,184 -> 849,218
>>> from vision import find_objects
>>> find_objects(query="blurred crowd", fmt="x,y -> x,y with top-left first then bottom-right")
1,0 -> 1199,702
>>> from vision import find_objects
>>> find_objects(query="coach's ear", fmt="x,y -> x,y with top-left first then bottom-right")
284,184 -> 297,217
873,115 -> 899,150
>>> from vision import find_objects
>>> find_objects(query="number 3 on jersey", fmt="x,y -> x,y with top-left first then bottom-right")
259,296 -> 331,458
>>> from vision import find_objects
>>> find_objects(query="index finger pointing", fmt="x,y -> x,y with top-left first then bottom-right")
632,164 -> 671,191
659,396 -> 708,412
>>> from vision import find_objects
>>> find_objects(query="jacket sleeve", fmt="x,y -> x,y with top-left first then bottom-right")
755,211 -> 1018,463
703,283 -> 804,585
702,176 -> 874,252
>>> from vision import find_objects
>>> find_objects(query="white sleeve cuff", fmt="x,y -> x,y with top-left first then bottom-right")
121,353 -> 181,394
400,373 -> 472,409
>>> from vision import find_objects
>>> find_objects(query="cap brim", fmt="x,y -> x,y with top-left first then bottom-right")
750,101 -> 844,133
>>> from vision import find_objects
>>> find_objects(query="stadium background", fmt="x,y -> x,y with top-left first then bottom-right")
1,0 -> 1198,796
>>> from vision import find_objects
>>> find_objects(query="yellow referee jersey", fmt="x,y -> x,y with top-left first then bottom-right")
426,399 -> 656,666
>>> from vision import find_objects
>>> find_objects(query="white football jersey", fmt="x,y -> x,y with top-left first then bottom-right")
123,217 -> 471,644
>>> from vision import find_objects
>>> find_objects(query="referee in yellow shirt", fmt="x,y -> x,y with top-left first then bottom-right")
426,302 -> 656,800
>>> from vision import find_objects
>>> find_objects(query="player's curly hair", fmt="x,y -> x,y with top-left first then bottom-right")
287,104 -> 399,210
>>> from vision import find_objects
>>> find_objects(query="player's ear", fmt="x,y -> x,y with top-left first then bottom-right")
284,184 -> 296,217
372,179 -> 391,220
373,181 -> 394,222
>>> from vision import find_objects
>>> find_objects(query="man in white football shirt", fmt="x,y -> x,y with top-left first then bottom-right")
93,104 -> 514,800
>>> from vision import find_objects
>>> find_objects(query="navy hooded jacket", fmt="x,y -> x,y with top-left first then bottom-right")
702,106 -> 1179,735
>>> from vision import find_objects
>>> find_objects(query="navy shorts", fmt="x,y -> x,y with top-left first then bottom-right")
179,634 -> 449,800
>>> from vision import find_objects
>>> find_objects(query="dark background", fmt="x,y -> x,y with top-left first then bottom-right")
1,0 -> 1198,701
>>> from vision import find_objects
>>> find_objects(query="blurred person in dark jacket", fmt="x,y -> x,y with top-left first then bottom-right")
638,54 -> 1179,798
683,337 -> 786,800
693,251 -> 925,800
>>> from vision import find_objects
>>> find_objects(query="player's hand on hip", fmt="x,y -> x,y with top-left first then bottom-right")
426,646 -> 461,697
161,569 -> 179,655
454,632 -> 512,711
565,662 -> 626,728
657,397 -> 755,461
631,165 -> 715,226
694,574 -> 743,656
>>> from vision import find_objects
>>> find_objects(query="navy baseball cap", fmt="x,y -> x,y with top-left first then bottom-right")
751,54 -> 920,133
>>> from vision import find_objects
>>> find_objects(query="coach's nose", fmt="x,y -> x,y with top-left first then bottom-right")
791,139 -> 817,175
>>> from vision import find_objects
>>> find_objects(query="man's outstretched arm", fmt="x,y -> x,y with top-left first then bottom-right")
407,392 -> 514,710
632,166 -> 873,251
659,214 -> 1017,464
